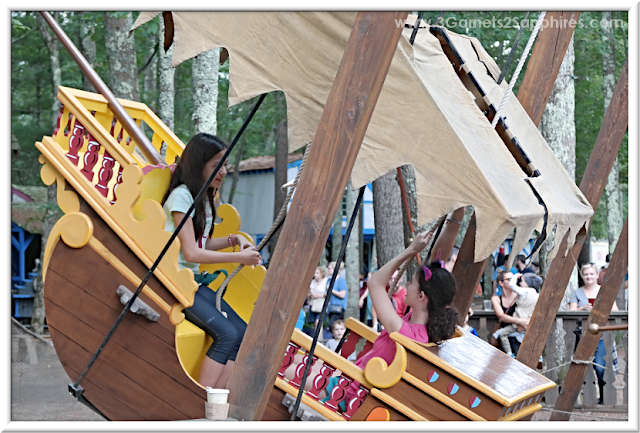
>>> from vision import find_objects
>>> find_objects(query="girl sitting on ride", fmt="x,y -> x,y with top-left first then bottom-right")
323,230 -> 459,409
162,133 -> 262,389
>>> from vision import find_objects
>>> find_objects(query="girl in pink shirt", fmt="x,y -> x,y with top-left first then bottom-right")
323,231 -> 459,410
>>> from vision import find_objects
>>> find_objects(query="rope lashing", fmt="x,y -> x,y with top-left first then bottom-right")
540,408 -> 628,421
290,186 -> 366,421
540,356 -> 627,378
67,93 -> 266,399
491,11 -> 546,128
214,141 -> 313,314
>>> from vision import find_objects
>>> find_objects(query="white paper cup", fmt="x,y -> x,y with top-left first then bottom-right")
206,388 -> 230,404
205,402 -> 229,420
483,300 -> 492,311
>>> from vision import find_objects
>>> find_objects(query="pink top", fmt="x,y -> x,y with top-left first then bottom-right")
345,314 -> 428,403
390,286 -> 408,317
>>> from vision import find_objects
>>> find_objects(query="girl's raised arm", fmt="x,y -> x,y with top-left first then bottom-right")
368,232 -> 431,334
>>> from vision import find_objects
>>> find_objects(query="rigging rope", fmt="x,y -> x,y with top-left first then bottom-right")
67,93 -> 267,398
491,11 -> 546,128
214,141 -> 313,313
497,12 -> 532,85
290,186 -> 366,421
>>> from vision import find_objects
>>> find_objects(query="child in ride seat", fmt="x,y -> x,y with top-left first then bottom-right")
322,231 -> 459,410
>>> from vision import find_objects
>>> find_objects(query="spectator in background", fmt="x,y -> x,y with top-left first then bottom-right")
597,254 -> 610,285
327,261 -> 348,329
307,266 -> 328,328
462,308 -> 478,337
493,253 -> 517,293
530,261 -> 540,275
444,244 -> 460,272
323,320 -> 356,361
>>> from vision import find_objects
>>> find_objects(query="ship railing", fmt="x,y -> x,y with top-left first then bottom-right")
36,87 -> 199,320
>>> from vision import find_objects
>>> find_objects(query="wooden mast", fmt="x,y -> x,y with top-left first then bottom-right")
226,11 -> 408,421
451,11 -> 580,318
517,58 -> 628,368
549,219 -> 628,420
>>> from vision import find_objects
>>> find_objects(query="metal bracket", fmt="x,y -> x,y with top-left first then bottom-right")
116,285 -> 160,322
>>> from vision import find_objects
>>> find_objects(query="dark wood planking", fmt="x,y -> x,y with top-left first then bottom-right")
78,197 -> 180,315
227,11 -> 409,421
44,264 -> 203,398
550,220 -> 628,420
47,244 -> 174,346
451,213 -> 488,321
46,300 -> 204,419
517,59 -> 628,368
516,11 -> 581,127
261,387 -> 293,421
51,346 -> 144,421
349,394 -> 409,421
405,351 -> 502,420
49,326 -> 188,420
382,381 -> 467,420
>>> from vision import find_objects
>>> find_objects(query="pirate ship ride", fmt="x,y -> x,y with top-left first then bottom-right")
35,11 -> 623,422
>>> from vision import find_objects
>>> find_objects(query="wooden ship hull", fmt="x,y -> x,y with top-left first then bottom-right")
38,85 -> 555,421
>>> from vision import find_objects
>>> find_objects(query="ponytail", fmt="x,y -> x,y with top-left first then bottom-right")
417,260 -> 459,343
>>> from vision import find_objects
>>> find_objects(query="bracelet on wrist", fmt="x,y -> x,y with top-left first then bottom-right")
446,218 -> 462,225
228,234 -> 235,248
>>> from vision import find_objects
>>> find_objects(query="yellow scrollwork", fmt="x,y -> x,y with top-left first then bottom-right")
364,339 -> 407,389
39,154 -> 80,214
42,212 -> 93,281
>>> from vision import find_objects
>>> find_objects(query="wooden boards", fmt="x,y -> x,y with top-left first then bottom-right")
517,59 -> 628,368
550,220 -> 628,420
226,11 -> 408,421
516,11 -> 581,127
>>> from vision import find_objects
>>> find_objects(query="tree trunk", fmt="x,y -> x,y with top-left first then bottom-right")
35,12 -> 61,127
142,44 -> 158,112
158,16 -> 175,134
399,164 -> 418,277
105,12 -> 139,101
270,117 -> 288,255
537,36 -> 577,382
332,198 -> 343,261
227,135 -> 246,205
602,12 -> 623,253
78,12 -> 96,93
372,169 -> 404,267
192,49 -> 219,134
538,36 -> 577,308
32,12 -> 63,335
345,180 -> 360,321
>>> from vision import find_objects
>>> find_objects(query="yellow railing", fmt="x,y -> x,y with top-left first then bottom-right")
36,87 -> 198,322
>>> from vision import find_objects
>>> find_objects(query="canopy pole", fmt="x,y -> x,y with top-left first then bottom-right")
39,11 -> 165,166
226,11 -> 408,421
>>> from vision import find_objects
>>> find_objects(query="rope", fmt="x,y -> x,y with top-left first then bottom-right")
389,215 -> 446,294
540,408 -> 628,421
67,93 -> 266,398
497,12 -> 531,85
541,356 -> 627,378
290,186 -> 366,421
491,11 -> 546,128
215,141 -> 313,313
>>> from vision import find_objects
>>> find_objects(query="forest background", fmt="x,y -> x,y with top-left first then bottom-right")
10,11 -> 629,332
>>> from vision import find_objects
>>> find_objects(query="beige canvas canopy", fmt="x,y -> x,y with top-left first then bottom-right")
132,12 -> 593,262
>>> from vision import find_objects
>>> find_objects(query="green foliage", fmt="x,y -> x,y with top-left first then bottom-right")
10,10 -> 629,232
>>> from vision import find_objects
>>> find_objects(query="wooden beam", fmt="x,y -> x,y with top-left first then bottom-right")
516,11 -> 580,126
550,219 -> 627,420
451,213 -> 488,321
226,11 -> 408,421
452,15 -> 578,314
517,58 -> 628,368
